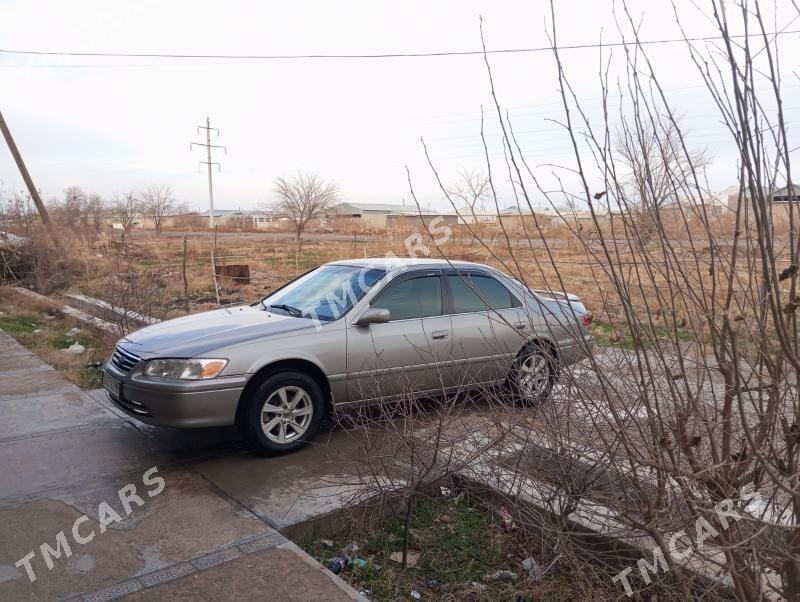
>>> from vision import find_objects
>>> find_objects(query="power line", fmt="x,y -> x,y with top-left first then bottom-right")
0,30 -> 797,62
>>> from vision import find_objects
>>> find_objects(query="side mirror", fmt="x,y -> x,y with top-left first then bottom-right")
354,307 -> 390,326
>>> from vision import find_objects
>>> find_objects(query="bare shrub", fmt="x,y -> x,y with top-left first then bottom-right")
48,186 -> 106,245
442,1 -> 799,598
0,193 -> 76,292
339,2 -> 800,599
91,250 -> 174,337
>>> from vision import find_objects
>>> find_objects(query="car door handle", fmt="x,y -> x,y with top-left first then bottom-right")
431,330 -> 449,340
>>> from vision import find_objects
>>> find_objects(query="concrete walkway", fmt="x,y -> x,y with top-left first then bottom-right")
0,328 -> 364,601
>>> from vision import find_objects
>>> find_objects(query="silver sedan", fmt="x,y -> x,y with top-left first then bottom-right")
102,258 -> 593,455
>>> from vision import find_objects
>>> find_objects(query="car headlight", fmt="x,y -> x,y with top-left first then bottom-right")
144,358 -> 228,380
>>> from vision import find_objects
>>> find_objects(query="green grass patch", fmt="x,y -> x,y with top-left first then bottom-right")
0,291 -> 112,390
77,366 -> 103,390
300,496 -> 594,601
0,313 -> 41,337
592,319 -> 701,348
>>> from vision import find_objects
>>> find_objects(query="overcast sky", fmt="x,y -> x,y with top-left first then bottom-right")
0,0 -> 797,212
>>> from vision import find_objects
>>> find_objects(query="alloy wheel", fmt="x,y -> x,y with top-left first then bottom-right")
260,386 -> 314,444
518,351 -> 551,399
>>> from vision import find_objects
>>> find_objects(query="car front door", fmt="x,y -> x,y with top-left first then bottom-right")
346,271 -> 453,402
445,271 -> 526,386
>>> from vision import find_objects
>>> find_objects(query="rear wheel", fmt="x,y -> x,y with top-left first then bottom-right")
509,344 -> 557,405
238,371 -> 325,456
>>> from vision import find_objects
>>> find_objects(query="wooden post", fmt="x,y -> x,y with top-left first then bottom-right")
211,248 -> 220,306
213,225 -> 218,261
0,110 -> 51,226
182,235 -> 190,314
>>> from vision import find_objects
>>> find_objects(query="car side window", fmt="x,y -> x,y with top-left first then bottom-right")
448,273 -> 518,313
371,275 -> 442,321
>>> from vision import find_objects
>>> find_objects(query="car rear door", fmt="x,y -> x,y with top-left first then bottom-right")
346,271 -> 454,402
444,270 -> 526,386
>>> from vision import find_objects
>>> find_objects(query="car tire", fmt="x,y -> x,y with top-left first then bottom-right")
509,343 -> 557,405
238,371 -> 326,456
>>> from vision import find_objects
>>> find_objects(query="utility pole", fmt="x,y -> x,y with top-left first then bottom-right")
0,109 -> 51,225
190,117 -> 226,229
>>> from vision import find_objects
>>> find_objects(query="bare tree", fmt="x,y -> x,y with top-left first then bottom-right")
269,172 -> 339,251
110,191 -> 142,234
446,168 -> 491,212
615,118 -> 712,239
49,186 -> 105,243
59,186 -> 86,229
140,185 -> 184,236
84,192 -> 105,235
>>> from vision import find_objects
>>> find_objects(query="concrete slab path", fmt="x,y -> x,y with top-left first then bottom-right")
0,328 -> 364,601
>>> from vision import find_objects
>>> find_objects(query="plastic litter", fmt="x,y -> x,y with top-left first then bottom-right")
65,327 -> 81,337
484,569 -> 518,581
351,558 -> 367,568
319,539 -> 334,548
410,591 -> 421,600
64,343 -> 85,354
327,554 -> 350,575
521,557 -> 544,581
389,550 -> 419,566
498,505 -> 516,529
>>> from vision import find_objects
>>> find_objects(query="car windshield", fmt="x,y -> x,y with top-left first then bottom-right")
260,265 -> 386,321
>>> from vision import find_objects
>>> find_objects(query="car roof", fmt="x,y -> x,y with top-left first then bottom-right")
325,257 -> 496,273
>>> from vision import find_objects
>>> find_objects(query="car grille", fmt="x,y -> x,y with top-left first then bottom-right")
111,346 -> 141,374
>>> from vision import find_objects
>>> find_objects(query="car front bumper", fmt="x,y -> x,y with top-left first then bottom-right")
102,361 -> 249,428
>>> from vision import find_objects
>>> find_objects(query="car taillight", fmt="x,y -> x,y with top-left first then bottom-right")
582,313 -> 593,327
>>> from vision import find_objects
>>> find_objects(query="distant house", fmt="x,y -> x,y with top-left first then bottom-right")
771,184 -> 800,224
196,209 -> 289,230
721,184 -> 798,225
496,205 -> 594,229
548,209 -> 601,229
449,205 -> 498,225
665,190 -> 730,218
198,209 -> 243,220
326,202 -> 458,229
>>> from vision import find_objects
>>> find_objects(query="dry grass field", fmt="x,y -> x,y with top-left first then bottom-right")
54,220 -> 766,354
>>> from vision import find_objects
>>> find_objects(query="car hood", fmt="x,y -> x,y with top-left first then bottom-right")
119,305 -> 316,358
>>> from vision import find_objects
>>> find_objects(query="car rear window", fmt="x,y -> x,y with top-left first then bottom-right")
448,274 -> 516,313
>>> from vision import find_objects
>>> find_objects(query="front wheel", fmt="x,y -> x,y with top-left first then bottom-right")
238,371 -> 325,456
509,344 -> 557,405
